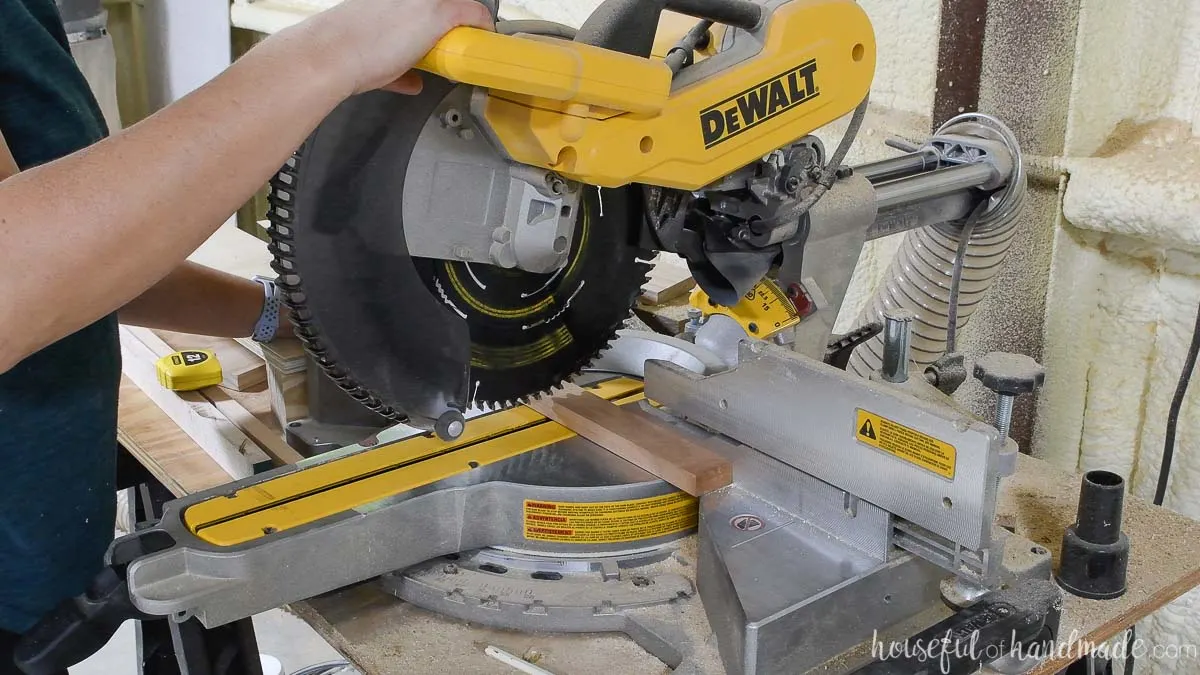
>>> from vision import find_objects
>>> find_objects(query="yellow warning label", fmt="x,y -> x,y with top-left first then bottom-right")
523,492 -> 698,544
855,409 -> 957,479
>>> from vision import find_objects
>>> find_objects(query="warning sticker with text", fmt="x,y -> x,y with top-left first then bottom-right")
854,409 -> 957,479
523,492 -> 698,544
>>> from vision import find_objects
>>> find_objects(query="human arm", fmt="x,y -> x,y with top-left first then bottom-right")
119,261 -> 289,339
5,132 -> 275,340
0,131 -> 16,181
0,0 -> 492,373
5,132 -> 276,339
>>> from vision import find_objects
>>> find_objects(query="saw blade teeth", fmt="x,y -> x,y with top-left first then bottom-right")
265,146 -> 410,426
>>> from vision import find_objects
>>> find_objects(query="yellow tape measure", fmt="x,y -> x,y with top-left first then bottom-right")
155,350 -> 223,391
690,278 -> 802,339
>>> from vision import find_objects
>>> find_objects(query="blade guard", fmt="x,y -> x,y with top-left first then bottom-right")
278,86 -> 471,431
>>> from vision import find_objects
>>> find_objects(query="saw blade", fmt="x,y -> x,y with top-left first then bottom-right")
415,183 -> 652,407
269,84 -> 472,427
269,80 -> 651,418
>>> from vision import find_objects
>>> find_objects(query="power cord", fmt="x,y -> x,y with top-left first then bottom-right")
1153,299 -> 1200,506
944,199 -> 990,354
291,661 -> 354,675
1124,624 -> 1135,675
1124,301 -> 1200,675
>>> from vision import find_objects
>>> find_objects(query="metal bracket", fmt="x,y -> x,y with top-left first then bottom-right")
646,342 -> 1006,562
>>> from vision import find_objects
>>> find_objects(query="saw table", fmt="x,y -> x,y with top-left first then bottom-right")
116,375 -> 1200,675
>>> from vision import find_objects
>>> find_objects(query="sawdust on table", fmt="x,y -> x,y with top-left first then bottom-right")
999,456 -> 1200,674
294,536 -> 722,674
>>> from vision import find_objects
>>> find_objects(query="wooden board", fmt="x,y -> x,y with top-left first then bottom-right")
641,253 -> 695,305
117,377 -> 232,497
267,367 -> 308,428
526,384 -> 732,496
119,326 -> 261,478
236,336 -> 307,375
157,330 -> 267,391
206,387 -> 305,466
635,294 -> 693,335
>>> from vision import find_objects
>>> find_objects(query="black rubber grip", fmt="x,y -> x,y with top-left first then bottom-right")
665,0 -> 763,30
14,569 -> 147,675
853,580 -> 1061,675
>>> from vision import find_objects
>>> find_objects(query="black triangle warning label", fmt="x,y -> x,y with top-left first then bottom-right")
858,419 -> 877,440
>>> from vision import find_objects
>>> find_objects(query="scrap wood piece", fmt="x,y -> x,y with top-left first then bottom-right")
526,383 -> 731,496
235,336 -> 308,375
121,326 -> 303,467
235,335 -> 309,429
641,253 -> 696,305
117,377 -> 233,497
266,367 -> 309,428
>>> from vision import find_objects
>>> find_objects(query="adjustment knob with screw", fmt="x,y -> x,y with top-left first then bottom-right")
973,352 -> 1045,439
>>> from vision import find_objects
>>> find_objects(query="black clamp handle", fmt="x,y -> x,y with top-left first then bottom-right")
15,533 -> 172,674
853,578 -> 1063,675
15,568 -> 152,675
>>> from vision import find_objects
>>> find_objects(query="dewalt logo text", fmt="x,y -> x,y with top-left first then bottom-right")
700,60 -> 819,149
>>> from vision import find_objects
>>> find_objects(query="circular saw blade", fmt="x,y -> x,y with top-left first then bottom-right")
269,79 -> 651,418
416,184 -> 652,407
269,84 -> 472,427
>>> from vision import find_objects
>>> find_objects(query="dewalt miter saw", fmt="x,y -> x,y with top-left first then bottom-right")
267,0 -> 877,435
21,3 -> 1067,674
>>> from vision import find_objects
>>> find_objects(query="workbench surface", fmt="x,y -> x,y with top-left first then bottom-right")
118,377 -> 1200,674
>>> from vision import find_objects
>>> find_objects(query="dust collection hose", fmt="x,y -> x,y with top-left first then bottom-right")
848,114 -> 1027,377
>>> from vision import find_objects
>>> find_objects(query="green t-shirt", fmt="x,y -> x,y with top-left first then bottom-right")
0,0 -> 120,634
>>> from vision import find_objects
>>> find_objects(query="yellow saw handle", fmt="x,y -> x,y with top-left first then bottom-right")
416,28 -> 672,115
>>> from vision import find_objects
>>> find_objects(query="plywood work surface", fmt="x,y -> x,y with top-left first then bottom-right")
1003,454 -> 1200,674
117,377 -> 232,497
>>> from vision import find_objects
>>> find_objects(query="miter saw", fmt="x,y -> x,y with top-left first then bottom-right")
19,2 -> 1069,674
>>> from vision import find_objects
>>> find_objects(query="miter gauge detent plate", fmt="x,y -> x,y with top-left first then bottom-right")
268,77 -> 651,421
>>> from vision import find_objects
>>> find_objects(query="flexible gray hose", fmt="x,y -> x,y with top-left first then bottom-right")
848,114 -> 1026,377
826,96 -> 870,177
